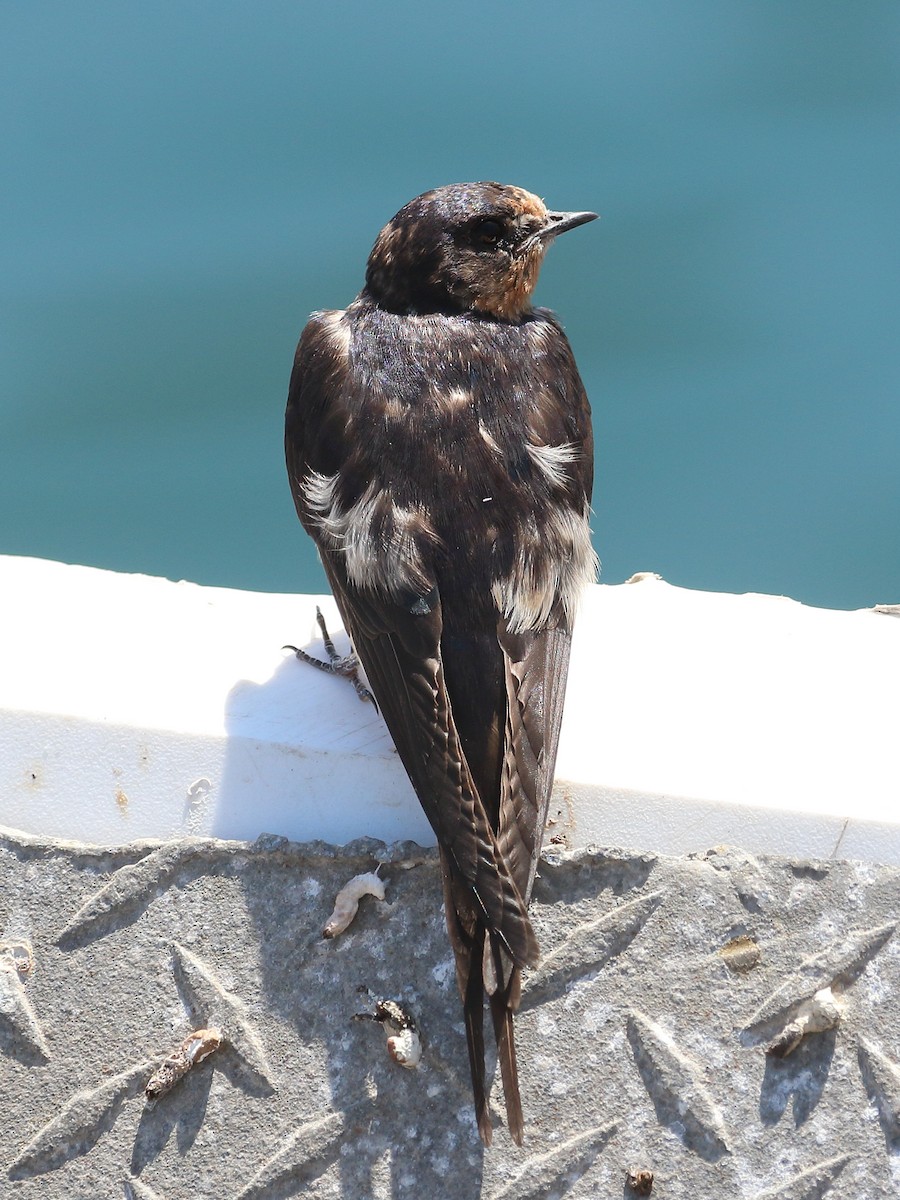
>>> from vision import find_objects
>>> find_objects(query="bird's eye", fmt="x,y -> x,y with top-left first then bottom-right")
474,219 -> 504,247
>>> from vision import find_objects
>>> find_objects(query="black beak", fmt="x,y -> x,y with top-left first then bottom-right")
539,210 -> 599,240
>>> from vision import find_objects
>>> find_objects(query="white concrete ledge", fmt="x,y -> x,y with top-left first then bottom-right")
1,555 -> 898,862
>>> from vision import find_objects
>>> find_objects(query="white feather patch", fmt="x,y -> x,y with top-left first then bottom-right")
317,309 -> 351,356
302,470 -> 437,597
526,441 -> 579,489
491,504 -> 598,633
525,321 -> 555,353
478,420 -> 502,456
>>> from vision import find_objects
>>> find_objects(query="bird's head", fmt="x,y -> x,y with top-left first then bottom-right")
364,182 -> 597,321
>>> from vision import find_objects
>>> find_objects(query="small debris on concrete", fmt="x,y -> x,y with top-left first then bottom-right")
626,1165 -> 654,1194
767,987 -> 844,1058
186,778 -> 211,805
145,1027 -> 224,1101
0,939 -> 34,978
354,995 -> 421,1069
323,869 -> 386,938
719,934 -> 761,974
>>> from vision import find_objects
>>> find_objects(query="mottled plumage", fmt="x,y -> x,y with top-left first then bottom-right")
285,182 -> 597,1144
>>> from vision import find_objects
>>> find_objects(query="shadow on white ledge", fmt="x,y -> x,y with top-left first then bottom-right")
1,555 -> 898,863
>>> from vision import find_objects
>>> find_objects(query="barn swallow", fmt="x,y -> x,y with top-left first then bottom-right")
285,182 -> 597,1145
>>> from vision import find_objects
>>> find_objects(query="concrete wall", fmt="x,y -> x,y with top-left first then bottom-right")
2,556 -> 898,861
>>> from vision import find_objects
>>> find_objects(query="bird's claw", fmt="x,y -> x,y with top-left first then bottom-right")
284,607 -> 378,709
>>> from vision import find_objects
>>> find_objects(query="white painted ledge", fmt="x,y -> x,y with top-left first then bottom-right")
1,555 -> 898,862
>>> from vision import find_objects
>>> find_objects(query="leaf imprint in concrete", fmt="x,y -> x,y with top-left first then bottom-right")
124,1174 -> 167,1199
626,1010 -> 730,1161
0,951 -> 50,1062
743,922 -> 896,1035
234,1112 -> 345,1200
522,889 -> 665,1008
171,942 -> 273,1090
486,1122 -> 617,1200
8,1058 -> 155,1178
751,1152 -> 851,1199
56,841 -> 214,947
857,1036 -> 900,1145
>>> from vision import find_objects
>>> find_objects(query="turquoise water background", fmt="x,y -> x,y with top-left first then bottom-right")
3,3 -> 899,609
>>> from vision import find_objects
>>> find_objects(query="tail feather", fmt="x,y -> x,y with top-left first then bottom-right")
442,849 -> 530,1146
464,924 -> 527,1146
463,925 -> 492,1145
490,975 -> 523,1144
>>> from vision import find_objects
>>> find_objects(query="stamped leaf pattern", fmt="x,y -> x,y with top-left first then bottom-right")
752,1152 -> 851,1199
8,1059 -> 156,1178
56,842 -> 212,946
1,829 -> 897,1194
522,889 -> 665,1008
124,1175 -> 167,1199
627,1010 -> 730,1161
0,952 -> 50,1062
233,1112 -> 345,1199
172,942 -> 273,1090
857,1036 -> 900,1144
744,922 -> 896,1035
487,1122 -> 617,1200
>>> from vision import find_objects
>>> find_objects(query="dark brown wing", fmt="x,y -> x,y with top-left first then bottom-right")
318,551 -> 539,971
497,619 -> 572,905
493,308 -> 593,908
285,310 -> 537,969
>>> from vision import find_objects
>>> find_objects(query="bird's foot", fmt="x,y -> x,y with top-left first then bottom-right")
284,606 -> 377,708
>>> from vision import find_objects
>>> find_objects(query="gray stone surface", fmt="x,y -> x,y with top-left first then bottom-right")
1,826 -> 899,1198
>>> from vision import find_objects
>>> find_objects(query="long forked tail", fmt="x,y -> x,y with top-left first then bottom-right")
459,922 -> 526,1146
488,933 -> 524,1145
462,924 -> 492,1144
441,851 -> 530,1146
453,916 -> 525,1142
